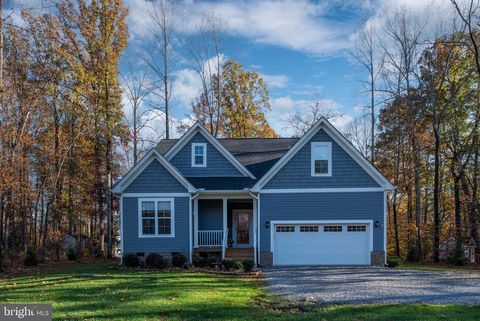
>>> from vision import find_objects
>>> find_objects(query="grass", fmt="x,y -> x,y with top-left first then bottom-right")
1,262 -> 479,321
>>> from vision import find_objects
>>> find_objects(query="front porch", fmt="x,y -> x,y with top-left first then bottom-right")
193,195 -> 257,263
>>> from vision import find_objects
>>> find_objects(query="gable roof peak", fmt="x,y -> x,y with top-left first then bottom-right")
164,121 -> 256,179
251,116 -> 395,191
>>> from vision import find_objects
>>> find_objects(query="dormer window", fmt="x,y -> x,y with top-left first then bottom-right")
311,142 -> 331,176
192,143 -> 207,167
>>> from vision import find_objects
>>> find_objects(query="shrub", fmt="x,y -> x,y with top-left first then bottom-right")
448,242 -> 467,266
124,253 -> 140,268
24,247 -> 38,267
145,253 -> 165,269
66,248 -> 78,261
172,253 -> 187,267
221,259 -> 242,270
193,256 -> 218,268
193,256 -> 207,267
387,256 -> 402,267
242,260 -> 253,272
205,257 -> 218,268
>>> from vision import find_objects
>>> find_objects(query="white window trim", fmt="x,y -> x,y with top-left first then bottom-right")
138,198 -> 175,238
191,143 -> 207,167
311,142 -> 332,177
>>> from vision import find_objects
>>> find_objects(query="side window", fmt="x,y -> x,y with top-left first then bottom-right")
311,142 -> 332,176
191,143 -> 207,167
139,199 -> 174,237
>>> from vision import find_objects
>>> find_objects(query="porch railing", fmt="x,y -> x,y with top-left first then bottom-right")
198,230 -> 223,247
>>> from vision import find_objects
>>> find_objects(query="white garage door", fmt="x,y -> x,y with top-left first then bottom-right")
273,222 -> 371,265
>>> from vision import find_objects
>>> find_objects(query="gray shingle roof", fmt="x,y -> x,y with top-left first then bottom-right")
155,137 -> 299,189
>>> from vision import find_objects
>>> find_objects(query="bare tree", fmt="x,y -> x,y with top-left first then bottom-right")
121,66 -> 155,166
343,115 -> 372,159
188,14 -> 227,137
352,24 -> 383,163
287,101 -> 342,137
146,0 -> 177,139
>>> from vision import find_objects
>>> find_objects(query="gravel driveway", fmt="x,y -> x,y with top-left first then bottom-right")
263,266 -> 480,305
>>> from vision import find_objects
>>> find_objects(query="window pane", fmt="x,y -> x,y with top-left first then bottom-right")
142,218 -> 155,234
195,155 -> 204,165
158,218 -> 171,235
157,201 -> 171,211
324,225 -> 342,232
315,160 -> 329,174
347,225 -> 366,232
142,201 -> 155,218
194,145 -> 204,155
313,145 -> 328,160
300,225 -> 319,232
276,225 -> 295,232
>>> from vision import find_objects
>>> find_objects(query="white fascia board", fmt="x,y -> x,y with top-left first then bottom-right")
164,122 -> 256,179
259,187 -> 387,194
252,117 -> 395,191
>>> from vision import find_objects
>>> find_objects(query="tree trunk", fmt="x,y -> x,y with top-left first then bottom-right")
433,125 -> 441,262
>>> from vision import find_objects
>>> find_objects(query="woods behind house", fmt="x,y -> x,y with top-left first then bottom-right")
1,0 -> 480,267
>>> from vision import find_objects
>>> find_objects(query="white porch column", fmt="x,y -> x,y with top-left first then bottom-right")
252,197 -> 258,267
222,198 -> 227,259
194,198 -> 199,248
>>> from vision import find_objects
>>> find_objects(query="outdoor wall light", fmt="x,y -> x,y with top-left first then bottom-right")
374,221 -> 383,228
265,221 -> 270,229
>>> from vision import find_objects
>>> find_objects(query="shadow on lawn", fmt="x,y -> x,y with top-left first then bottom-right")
2,263 -> 480,321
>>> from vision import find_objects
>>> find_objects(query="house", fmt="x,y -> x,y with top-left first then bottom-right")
112,117 -> 394,266
439,236 -> 476,264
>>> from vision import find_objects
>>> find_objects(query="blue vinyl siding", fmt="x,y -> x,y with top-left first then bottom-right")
264,129 -> 380,189
198,199 -> 223,230
259,192 -> 384,251
170,132 -> 244,177
122,196 -> 190,253
124,159 -> 187,193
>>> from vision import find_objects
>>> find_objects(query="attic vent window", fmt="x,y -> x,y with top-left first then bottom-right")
311,142 -> 332,176
192,143 -> 207,167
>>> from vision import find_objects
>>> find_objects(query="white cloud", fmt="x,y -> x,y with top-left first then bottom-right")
260,74 -> 289,88
268,96 -> 352,136
126,0 -> 355,55
171,68 -> 202,106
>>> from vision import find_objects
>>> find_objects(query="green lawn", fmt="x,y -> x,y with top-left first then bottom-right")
1,262 -> 479,321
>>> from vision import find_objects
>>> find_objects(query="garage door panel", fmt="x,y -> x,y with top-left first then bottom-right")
273,223 -> 370,265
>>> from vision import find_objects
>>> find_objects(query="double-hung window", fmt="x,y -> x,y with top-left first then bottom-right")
139,198 -> 174,237
191,143 -> 207,167
311,142 -> 332,176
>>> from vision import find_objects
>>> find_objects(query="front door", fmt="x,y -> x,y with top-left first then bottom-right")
232,209 -> 252,247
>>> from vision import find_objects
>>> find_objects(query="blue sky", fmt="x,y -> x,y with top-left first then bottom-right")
8,0 -> 454,137
122,0 -> 383,137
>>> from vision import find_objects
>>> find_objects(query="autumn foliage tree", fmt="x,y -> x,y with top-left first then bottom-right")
0,0 -> 128,262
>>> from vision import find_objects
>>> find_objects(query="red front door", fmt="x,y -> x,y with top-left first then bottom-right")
236,212 -> 250,244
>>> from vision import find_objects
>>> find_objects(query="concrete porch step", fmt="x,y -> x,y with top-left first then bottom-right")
225,248 -> 254,261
